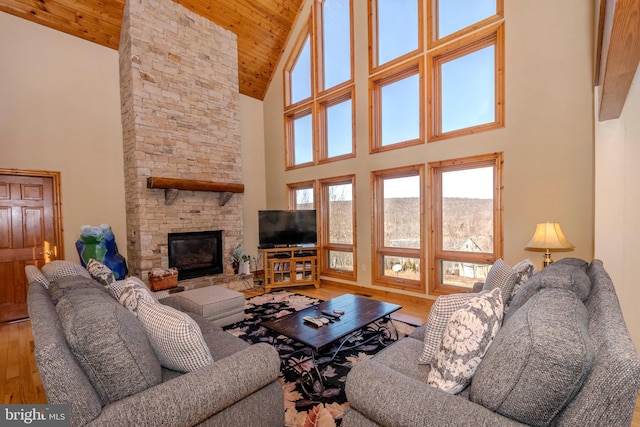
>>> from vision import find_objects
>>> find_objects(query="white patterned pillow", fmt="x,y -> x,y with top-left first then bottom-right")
118,277 -> 157,316
427,288 -> 503,394
510,259 -> 537,301
482,259 -> 517,308
137,300 -> 213,372
87,259 -> 115,286
418,292 -> 484,365
41,260 -> 92,282
25,265 -> 51,289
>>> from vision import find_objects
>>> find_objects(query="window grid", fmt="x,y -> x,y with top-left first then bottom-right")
372,165 -> 425,291
427,152 -> 503,296
319,175 -> 357,280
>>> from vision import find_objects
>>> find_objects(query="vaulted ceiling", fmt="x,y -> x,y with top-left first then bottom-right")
2,0 -> 638,114
0,0 -> 305,100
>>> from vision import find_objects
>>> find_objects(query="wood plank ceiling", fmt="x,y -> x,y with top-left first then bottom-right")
0,0 -> 304,100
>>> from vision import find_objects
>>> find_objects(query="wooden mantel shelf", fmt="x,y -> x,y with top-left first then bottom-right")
147,177 -> 244,206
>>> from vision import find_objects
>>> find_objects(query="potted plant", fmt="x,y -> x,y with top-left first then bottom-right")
228,244 -> 251,275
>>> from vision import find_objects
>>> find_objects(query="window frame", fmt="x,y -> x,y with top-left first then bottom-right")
427,152 -> 503,296
284,105 -> 315,170
286,181 -> 317,211
369,0 -> 424,73
427,22 -> 505,142
318,87 -> 356,163
283,19 -> 313,109
427,0 -> 504,49
370,59 -> 425,154
319,175 -> 357,281
371,164 -> 425,292
315,0 -> 355,94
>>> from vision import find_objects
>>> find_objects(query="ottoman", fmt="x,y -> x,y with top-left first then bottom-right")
175,286 -> 245,327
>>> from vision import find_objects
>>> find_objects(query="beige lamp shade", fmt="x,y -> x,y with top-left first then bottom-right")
525,222 -> 575,250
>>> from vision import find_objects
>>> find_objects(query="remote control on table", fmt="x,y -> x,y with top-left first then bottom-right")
303,316 -> 324,328
321,310 -> 341,319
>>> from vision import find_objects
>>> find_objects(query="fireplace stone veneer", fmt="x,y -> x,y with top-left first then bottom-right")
119,0 -> 243,282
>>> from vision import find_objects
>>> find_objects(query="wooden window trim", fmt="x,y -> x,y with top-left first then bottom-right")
318,86 -> 356,164
371,164 -> 425,292
286,181 -> 317,211
314,0 -> 355,95
427,152 -> 503,296
368,0 -> 424,73
319,175 -> 357,280
283,17 -> 313,109
369,59 -> 425,154
284,105 -> 316,170
427,0 -> 504,49
427,22 -> 505,142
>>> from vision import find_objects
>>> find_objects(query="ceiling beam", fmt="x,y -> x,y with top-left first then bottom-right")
597,0 -> 640,121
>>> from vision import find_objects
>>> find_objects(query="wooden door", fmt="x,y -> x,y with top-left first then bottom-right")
0,171 -> 62,322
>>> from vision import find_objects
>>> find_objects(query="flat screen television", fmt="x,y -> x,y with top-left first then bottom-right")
258,210 -> 317,248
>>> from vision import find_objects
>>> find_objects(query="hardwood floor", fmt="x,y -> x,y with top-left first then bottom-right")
2,281 -> 639,426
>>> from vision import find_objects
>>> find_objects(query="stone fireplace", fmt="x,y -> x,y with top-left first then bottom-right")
118,0 -> 243,282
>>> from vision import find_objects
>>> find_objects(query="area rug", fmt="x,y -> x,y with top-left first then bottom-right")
223,291 -> 417,427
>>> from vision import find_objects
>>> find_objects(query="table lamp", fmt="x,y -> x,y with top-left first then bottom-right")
525,222 -> 574,267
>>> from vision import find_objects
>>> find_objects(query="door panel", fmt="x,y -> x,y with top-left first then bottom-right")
0,173 -> 59,322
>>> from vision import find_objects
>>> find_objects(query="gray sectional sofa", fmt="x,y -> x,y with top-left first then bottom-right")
344,259 -> 640,426
26,263 -> 283,427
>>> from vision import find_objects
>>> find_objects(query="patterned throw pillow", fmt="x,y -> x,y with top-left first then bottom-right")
482,259 -> 517,308
25,265 -> 51,289
118,277 -> 157,316
418,292 -> 484,365
509,259 -> 537,302
87,259 -> 115,286
137,300 -> 214,372
427,288 -> 503,394
41,260 -> 92,282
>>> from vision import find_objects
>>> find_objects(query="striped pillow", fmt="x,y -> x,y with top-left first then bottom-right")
137,300 -> 213,372
482,259 -> 518,308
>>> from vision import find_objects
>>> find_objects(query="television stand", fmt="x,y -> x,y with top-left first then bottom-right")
262,247 -> 319,292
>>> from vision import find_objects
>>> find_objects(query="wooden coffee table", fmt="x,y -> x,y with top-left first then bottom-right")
262,293 -> 402,352
262,293 -> 401,396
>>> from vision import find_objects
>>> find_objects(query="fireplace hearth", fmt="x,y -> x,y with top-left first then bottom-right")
168,230 -> 223,280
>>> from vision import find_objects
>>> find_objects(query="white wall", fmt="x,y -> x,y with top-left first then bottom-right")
0,12 -> 126,260
595,69 -> 640,351
239,95 -> 267,265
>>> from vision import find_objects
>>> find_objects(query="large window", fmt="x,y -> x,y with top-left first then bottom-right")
320,176 -> 356,280
372,165 -> 424,291
370,0 -> 422,70
428,153 -> 503,295
428,0 -> 503,47
427,23 -> 504,141
284,2 -> 354,169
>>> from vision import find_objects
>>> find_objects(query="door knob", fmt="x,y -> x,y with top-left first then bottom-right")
40,250 -> 53,256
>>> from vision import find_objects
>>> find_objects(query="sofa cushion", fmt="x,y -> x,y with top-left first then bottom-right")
87,258 -> 115,286
482,259 -> 517,307
48,275 -> 109,305
137,300 -> 214,372
418,292 -> 483,365
470,287 -> 594,426
505,260 -> 591,322
427,288 -> 503,394
509,259 -> 537,302
119,277 -> 157,316
25,265 -> 50,289
56,288 -> 162,405
41,260 -> 91,282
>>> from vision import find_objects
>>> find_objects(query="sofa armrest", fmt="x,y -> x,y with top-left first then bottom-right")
89,343 -> 281,427
346,359 -> 524,427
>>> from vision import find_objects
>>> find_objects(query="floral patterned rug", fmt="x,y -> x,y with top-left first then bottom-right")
223,291 -> 417,427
